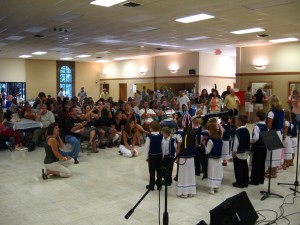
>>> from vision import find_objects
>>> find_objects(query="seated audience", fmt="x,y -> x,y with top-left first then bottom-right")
29,104 -> 55,151
42,122 -> 74,179
139,100 -> 156,131
23,103 -> 36,120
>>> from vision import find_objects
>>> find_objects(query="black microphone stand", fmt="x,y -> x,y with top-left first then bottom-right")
277,127 -> 300,195
125,149 -> 181,225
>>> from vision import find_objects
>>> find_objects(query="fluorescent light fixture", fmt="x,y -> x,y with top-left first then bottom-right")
269,37 -> 299,43
185,36 -> 209,41
95,60 -> 110,63
175,13 -> 214,23
230,28 -> 265,34
60,57 -> 74,60
114,57 -> 128,61
32,51 -> 47,55
19,55 -> 32,58
90,0 -> 126,7
76,54 -> 91,58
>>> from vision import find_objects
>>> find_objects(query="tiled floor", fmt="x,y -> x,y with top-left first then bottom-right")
0,128 -> 300,225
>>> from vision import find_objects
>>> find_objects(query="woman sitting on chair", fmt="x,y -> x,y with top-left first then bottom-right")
42,122 -> 74,179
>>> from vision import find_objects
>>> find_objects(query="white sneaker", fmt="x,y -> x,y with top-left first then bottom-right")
208,188 -> 214,195
15,147 -> 24,151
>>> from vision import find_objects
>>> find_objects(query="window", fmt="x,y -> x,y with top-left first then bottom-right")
56,61 -> 75,98
60,66 -> 72,98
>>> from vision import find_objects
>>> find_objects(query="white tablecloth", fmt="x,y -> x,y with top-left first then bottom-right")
7,118 -> 43,130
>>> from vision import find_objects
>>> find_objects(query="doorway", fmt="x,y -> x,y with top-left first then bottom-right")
119,83 -> 127,101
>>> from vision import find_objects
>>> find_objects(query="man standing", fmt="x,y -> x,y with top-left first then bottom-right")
223,88 -> 240,111
177,90 -> 191,112
99,88 -> 109,100
29,104 -> 55,151
244,86 -> 253,123
78,87 -> 87,104
221,85 -> 231,100
57,88 -> 64,101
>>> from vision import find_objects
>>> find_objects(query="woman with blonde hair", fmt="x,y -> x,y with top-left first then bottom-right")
266,95 -> 284,178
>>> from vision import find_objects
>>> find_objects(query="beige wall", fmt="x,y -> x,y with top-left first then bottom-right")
236,42 -> 300,110
199,76 -> 236,94
0,58 -> 26,82
199,52 -> 236,77
25,59 -> 56,100
237,42 -> 300,73
155,52 -> 199,76
76,62 -> 101,101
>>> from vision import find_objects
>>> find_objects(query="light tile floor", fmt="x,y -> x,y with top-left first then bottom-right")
0,127 -> 300,225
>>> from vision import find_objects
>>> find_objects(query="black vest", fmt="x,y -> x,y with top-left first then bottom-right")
236,127 -> 250,153
207,137 -> 222,159
252,123 -> 268,148
148,134 -> 163,156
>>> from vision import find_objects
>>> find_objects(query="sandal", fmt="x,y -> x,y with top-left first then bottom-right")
42,169 -> 48,180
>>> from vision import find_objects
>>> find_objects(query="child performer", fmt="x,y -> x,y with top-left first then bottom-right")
203,121 -> 223,194
232,115 -> 251,188
145,121 -> 163,191
283,110 -> 293,169
290,112 -> 298,166
161,127 -> 176,186
176,114 -> 196,198
119,119 -> 138,157
220,115 -> 231,166
192,116 -> 203,176
250,110 -> 268,185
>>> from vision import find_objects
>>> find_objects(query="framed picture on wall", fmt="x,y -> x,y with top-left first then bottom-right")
251,81 -> 273,98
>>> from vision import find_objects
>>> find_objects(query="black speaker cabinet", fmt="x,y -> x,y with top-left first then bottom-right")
210,191 -> 258,225
189,69 -> 196,75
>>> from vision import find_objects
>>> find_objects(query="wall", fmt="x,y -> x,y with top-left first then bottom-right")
76,62 -> 101,101
25,59 -> 56,100
236,42 -> 300,109
0,58 -> 26,82
198,52 -> 236,93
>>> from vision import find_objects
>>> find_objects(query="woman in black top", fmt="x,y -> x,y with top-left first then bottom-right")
42,122 -> 74,179
253,89 -> 266,111
119,119 -> 138,157
111,110 -> 126,144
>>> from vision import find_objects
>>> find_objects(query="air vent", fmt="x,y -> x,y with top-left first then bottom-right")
156,48 -> 163,50
122,2 -> 141,7
256,34 -> 269,38
34,34 -> 45,38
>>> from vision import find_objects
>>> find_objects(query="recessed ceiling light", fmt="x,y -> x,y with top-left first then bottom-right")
60,57 -> 74,60
90,0 -> 126,7
159,52 -> 177,55
175,13 -> 214,23
32,51 -> 47,55
19,55 -> 32,58
230,28 -> 265,34
269,37 -> 298,43
114,57 -> 128,61
95,60 -> 110,63
185,36 -> 209,41
5,36 -> 25,41
76,54 -> 91,58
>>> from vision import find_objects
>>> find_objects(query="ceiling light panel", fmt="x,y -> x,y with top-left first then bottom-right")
230,28 -> 265,34
175,13 -> 215,23
185,36 -> 210,41
25,26 -> 47,33
19,55 -> 32,58
269,37 -> 298,43
67,42 -> 87,46
129,27 -> 157,32
90,0 -> 126,7
5,36 -> 25,41
60,57 -> 74,60
32,51 -> 47,55
76,54 -> 91,58
114,57 -> 128,60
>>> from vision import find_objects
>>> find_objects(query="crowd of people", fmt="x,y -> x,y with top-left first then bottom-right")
0,85 -> 299,198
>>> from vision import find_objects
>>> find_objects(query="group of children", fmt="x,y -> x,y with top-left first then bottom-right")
143,110 -> 298,197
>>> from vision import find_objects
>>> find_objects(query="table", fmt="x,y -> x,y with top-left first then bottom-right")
7,118 -> 43,130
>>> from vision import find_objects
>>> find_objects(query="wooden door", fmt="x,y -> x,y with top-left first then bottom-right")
119,83 -> 127,101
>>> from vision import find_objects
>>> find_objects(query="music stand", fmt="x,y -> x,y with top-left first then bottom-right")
260,130 -> 284,201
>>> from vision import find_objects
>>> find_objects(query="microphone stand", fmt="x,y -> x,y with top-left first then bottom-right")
277,128 -> 300,195
125,150 -> 181,225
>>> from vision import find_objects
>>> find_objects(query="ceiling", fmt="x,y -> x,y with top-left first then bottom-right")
0,0 -> 300,62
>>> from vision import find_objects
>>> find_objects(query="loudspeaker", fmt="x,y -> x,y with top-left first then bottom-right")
189,69 -> 196,75
210,191 -> 258,225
